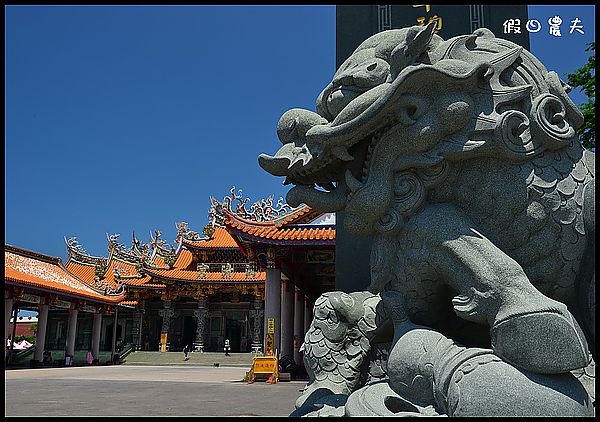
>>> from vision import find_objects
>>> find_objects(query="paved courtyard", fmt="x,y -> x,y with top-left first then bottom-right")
5,365 -> 305,416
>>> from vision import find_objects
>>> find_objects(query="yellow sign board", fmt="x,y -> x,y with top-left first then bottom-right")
247,356 -> 278,384
160,333 -> 167,353
267,318 -> 275,334
265,333 -> 274,356
252,356 -> 278,374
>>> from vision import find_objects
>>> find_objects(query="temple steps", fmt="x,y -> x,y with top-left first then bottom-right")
121,351 -> 256,367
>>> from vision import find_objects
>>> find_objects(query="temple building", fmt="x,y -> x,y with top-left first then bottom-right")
5,244 -> 128,366
5,188 -> 336,365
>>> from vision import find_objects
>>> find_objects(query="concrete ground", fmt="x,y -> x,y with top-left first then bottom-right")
4,365 -> 306,416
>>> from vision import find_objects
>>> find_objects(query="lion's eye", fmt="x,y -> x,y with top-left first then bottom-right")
367,63 -> 377,71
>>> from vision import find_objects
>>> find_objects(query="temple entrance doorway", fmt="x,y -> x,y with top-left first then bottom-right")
225,312 -> 245,352
182,316 -> 196,351
105,323 -> 122,351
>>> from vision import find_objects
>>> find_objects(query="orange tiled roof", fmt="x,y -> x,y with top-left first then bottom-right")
67,256 -> 165,289
223,207 -> 335,244
107,258 -> 165,288
142,266 -> 266,283
182,227 -> 239,249
5,245 -> 125,304
272,205 -> 320,227
173,248 -> 194,268
151,254 -> 168,269
66,260 -> 97,284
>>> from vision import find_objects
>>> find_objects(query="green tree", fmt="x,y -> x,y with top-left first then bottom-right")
566,42 -> 595,150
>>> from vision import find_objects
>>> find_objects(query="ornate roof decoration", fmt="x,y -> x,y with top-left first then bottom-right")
208,198 -> 226,228
65,236 -> 106,266
94,260 -> 108,280
66,236 -> 86,255
245,263 -> 258,279
107,233 -> 144,264
131,231 -> 150,257
162,252 -> 178,269
90,275 -> 125,296
197,263 -> 209,279
149,230 -> 177,256
209,186 -> 298,230
176,222 -> 202,241
223,186 -> 294,222
107,233 -> 127,253
221,262 -> 234,279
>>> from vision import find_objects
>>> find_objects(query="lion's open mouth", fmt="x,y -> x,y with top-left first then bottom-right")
326,85 -> 369,119
345,130 -> 381,198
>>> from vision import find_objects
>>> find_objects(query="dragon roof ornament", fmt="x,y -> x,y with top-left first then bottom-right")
176,221 -> 202,241
107,233 -> 145,264
65,236 -> 107,266
91,276 -> 125,296
131,231 -> 150,257
212,186 -> 296,223
65,236 -> 87,255
149,229 -> 177,256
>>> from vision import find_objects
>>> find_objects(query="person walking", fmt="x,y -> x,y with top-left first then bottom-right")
224,339 -> 231,356
86,349 -> 94,365
183,344 -> 190,361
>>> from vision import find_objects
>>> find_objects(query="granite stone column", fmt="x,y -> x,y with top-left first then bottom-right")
293,287 -> 305,365
280,278 -> 294,357
134,311 -> 143,351
193,298 -> 208,352
5,297 -> 14,351
264,268 -> 281,355
158,300 -> 175,351
65,306 -> 79,359
91,312 -> 102,360
110,307 -> 118,363
251,298 -> 264,353
33,303 -> 49,362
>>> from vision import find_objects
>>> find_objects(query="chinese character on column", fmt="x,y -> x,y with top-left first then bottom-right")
413,5 -> 442,32
412,4 -> 431,13
428,15 -> 442,31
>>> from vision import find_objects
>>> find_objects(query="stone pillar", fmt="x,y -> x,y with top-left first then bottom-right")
65,306 -> 79,360
8,306 -> 18,361
264,268 -> 281,355
193,298 -> 208,352
5,297 -> 14,352
111,307 -> 118,363
33,303 -> 49,362
304,295 -> 313,335
280,278 -> 294,357
132,311 -> 143,351
137,311 -> 144,351
91,312 -> 102,360
250,299 -> 264,353
293,287 -> 305,365
158,300 -> 175,351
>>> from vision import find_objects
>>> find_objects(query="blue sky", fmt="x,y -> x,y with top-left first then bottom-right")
5,5 -> 596,262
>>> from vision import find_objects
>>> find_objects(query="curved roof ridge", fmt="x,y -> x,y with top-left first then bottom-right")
6,244 -> 61,264
5,245 -> 127,303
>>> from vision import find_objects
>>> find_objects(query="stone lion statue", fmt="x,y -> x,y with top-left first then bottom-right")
259,23 -> 595,416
